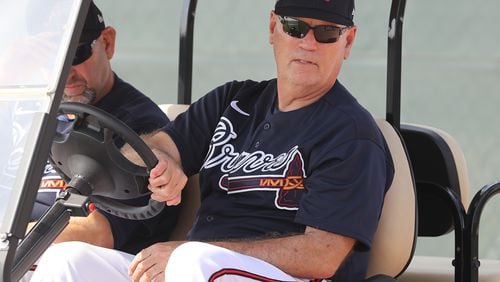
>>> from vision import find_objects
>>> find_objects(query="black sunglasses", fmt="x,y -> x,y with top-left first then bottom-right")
72,40 -> 96,66
277,15 -> 350,44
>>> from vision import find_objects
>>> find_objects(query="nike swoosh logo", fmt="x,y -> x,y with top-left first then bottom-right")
230,101 -> 250,116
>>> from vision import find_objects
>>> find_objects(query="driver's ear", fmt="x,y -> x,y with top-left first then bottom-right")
101,27 -> 116,60
269,11 -> 277,45
343,26 -> 357,60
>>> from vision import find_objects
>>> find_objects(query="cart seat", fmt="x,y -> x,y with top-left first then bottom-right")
398,124 -> 500,282
364,119 -> 417,281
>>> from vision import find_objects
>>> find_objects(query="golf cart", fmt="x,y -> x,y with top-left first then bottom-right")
1,0 -> 499,281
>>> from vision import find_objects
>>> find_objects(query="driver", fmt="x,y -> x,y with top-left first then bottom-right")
26,0 -> 179,278
33,0 -> 394,281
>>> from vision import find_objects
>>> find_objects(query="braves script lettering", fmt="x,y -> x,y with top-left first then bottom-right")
202,117 -> 306,210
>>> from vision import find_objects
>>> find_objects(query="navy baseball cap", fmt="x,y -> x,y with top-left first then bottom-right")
275,0 -> 355,26
79,1 -> 105,43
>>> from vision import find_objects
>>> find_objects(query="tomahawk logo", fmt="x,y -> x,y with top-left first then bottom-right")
219,152 -> 306,210
203,117 -> 307,210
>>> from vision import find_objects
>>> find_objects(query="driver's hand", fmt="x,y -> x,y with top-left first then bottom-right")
148,149 -> 187,206
128,241 -> 185,282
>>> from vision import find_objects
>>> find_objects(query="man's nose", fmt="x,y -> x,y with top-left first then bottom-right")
299,30 -> 318,50
66,67 -> 77,81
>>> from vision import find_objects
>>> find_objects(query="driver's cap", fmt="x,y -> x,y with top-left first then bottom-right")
79,1 -> 105,43
275,0 -> 355,26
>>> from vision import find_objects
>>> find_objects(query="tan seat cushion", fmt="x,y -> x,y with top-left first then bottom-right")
366,119 -> 416,278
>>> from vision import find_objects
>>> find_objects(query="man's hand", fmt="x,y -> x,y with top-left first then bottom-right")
128,241 -> 185,282
121,131 -> 187,206
148,149 -> 187,206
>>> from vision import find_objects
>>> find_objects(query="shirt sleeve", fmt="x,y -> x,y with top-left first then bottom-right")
163,81 -> 245,176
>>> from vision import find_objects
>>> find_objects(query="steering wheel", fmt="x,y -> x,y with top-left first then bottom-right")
49,102 -> 165,220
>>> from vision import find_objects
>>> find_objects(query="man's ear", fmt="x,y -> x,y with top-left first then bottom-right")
269,11 -> 277,45
101,27 -> 116,59
343,26 -> 357,60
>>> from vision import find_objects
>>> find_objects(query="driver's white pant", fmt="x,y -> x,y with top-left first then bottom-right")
30,241 -> 308,282
31,241 -> 133,282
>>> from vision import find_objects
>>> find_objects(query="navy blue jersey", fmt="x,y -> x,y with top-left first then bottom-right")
93,75 -> 166,136
34,74 -> 179,255
165,79 -> 394,281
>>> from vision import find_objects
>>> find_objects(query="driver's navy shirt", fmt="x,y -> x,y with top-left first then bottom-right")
38,74 -> 179,255
95,74 -> 180,255
164,79 -> 394,281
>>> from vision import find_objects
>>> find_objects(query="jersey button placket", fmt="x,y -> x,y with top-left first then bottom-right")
255,122 -> 271,149
206,215 -> 214,222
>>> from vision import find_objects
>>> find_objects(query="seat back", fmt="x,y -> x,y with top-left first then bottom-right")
366,119 -> 417,279
400,124 -> 470,236
158,104 -> 201,241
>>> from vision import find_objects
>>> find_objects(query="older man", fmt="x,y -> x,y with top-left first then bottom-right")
33,0 -> 393,281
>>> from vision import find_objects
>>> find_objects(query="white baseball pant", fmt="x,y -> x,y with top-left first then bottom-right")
30,241 -> 311,282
